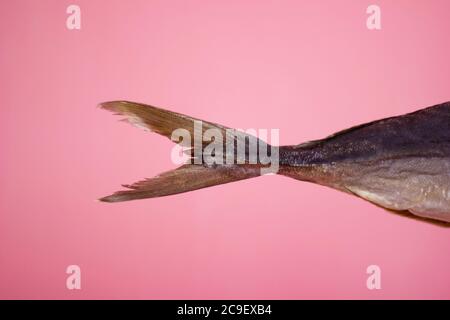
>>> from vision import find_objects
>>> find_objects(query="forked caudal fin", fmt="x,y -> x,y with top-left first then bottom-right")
99,101 -> 277,202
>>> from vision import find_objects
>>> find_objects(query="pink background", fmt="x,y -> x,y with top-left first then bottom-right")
1,0 -> 450,299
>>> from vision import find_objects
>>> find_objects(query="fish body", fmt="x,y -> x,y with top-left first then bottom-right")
278,102 -> 450,222
100,101 -> 450,224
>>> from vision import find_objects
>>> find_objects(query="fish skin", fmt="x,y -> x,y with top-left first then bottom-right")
278,101 -> 450,223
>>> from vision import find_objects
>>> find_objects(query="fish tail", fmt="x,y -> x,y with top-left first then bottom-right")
98,101 -> 264,202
